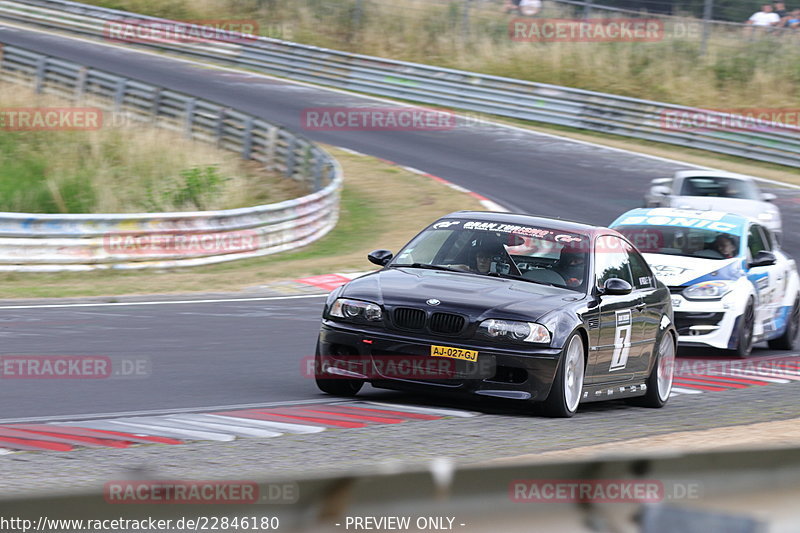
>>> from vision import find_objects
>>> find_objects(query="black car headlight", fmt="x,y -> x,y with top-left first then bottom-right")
477,319 -> 551,344
328,298 -> 383,322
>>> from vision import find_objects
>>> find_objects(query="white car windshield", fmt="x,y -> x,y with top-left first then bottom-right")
615,224 -> 741,260
679,176 -> 761,200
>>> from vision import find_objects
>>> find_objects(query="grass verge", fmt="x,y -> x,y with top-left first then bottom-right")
0,147 -> 484,299
0,83 -> 304,213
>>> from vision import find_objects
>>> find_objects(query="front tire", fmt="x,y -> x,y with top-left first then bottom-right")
542,332 -> 585,418
768,296 -> 799,350
629,331 -> 675,408
732,300 -> 755,358
314,343 -> 363,397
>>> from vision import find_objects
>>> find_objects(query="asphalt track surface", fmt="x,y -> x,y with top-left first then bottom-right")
0,24 -> 799,420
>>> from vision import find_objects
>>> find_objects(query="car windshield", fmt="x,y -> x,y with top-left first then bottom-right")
614,224 -> 741,260
679,176 -> 760,200
390,219 -> 590,291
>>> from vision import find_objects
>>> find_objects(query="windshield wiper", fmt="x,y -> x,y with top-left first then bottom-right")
393,263 -> 466,273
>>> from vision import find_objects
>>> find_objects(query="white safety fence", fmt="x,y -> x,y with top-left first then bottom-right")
0,44 -> 342,271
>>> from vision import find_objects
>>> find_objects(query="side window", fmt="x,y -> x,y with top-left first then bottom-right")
625,243 -> 654,289
759,226 -> 773,252
748,225 -> 767,258
595,235 -> 633,288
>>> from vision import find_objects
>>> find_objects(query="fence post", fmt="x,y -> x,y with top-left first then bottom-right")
701,0 -> 713,56
461,0 -> 471,42
150,87 -> 162,123
74,66 -> 88,102
583,0 -> 593,19
265,125 -> 279,170
242,116 -> 255,159
285,136 -> 297,178
215,108 -> 227,148
34,56 -> 47,93
184,98 -> 196,139
313,155 -> 323,191
113,77 -> 127,112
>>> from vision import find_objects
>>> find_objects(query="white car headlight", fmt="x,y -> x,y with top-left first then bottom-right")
477,319 -> 551,344
757,212 -> 775,221
329,298 -> 383,321
683,280 -> 734,300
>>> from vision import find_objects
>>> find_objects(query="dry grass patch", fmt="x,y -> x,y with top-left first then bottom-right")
0,83 -> 304,213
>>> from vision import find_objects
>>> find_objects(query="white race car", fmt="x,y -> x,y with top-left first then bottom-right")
611,208 -> 799,357
643,170 -> 782,239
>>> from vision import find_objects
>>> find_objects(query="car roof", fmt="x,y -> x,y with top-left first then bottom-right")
609,207 -> 752,234
441,211 -> 607,234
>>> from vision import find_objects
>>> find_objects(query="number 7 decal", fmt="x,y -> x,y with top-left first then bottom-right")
610,310 -> 632,371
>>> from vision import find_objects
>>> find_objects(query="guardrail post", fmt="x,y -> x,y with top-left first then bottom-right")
113,77 -> 127,112
285,136 -> 297,178
313,156 -> 323,191
265,126 -> 278,170
34,56 -> 47,93
74,66 -> 88,102
184,98 -> 196,139
150,87 -> 162,123
215,108 -> 227,148
242,116 -> 254,159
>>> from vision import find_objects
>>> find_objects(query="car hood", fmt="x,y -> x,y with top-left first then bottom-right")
643,254 -> 743,287
340,267 -> 581,322
670,196 -> 777,218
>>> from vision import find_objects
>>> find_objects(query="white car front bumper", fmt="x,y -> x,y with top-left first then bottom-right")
671,293 -> 741,350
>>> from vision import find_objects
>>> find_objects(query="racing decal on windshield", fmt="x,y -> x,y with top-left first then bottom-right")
462,221 -> 553,238
610,310 -> 632,372
555,234 -> 582,244
617,215 -> 739,234
432,221 -> 460,229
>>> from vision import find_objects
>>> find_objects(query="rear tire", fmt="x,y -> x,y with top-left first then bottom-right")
542,333 -> 585,418
629,331 -> 675,408
314,343 -> 363,397
768,296 -> 799,350
732,300 -> 755,358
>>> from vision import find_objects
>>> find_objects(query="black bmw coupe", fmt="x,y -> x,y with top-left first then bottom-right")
315,211 -> 676,417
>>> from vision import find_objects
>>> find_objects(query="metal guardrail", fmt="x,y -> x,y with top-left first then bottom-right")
1,0 -> 799,168
2,445 -> 799,531
0,44 -> 342,271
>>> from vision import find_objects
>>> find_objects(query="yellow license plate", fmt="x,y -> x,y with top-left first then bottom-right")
430,345 -> 478,362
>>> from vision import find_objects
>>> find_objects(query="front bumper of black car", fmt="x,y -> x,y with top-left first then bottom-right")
318,320 -> 562,402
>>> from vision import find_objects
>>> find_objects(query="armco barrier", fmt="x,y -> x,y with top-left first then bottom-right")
0,44 -> 342,271
1,0 -> 799,167
1,445 -> 799,531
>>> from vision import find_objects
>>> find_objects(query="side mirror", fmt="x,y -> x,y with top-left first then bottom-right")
650,185 -> 671,197
368,249 -> 393,266
761,192 -> 777,202
601,278 -> 633,295
749,250 -> 776,268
